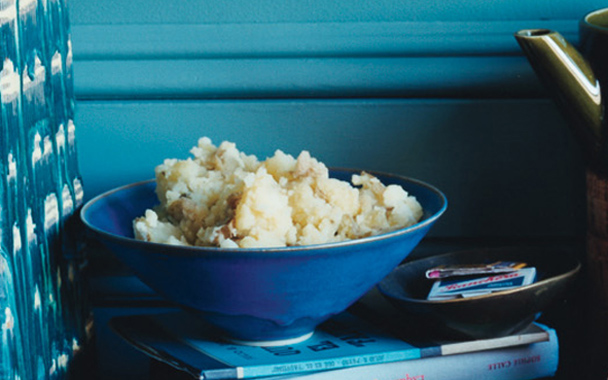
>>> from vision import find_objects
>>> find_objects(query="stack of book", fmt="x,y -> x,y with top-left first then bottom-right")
110,293 -> 559,380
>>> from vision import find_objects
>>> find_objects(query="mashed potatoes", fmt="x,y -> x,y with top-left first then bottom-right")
133,138 -> 423,248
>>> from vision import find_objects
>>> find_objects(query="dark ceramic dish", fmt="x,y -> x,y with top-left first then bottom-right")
377,248 -> 580,340
81,168 -> 447,346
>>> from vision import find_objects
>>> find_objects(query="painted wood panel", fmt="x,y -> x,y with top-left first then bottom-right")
75,98 -> 586,239
71,20 -> 576,60
67,1 -> 604,100
72,56 -> 548,100
69,0 -> 606,25
68,2 -> 593,377
69,18 -> 582,100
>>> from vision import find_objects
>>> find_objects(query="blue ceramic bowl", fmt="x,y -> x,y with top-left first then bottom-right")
81,169 -> 447,345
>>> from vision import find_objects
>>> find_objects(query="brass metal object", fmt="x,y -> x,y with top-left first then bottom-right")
517,10 -> 608,377
515,18 -> 607,174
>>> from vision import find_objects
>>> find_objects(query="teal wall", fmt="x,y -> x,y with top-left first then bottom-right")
71,0 -> 602,241
76,99 -> 584,239
71,1 -> 602,378
69,0 -> 603,24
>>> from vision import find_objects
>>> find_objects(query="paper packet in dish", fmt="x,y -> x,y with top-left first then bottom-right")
425,261 -> 527,279
427,267 -> 537,301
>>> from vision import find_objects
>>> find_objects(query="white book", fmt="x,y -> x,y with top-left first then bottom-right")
267,328 -> 559,380
111,310 -> 556,380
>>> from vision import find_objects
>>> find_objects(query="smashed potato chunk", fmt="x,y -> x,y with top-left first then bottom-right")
133,138 -> 423,248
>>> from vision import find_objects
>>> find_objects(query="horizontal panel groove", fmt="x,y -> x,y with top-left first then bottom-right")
71,20 -> 578,61
73,55 -> 547,100
70,19 -> 583,100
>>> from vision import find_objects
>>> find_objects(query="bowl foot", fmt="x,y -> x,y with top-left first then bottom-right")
224,331 -> 314,347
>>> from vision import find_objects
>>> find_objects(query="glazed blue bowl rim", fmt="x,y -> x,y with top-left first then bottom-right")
80,168 -> 447,257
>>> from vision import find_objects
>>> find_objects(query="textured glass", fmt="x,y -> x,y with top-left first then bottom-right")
0,0 -> 87,378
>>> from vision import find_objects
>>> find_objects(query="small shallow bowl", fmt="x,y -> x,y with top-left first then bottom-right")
81,169 -> 447,345
377,248 -> 581,340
